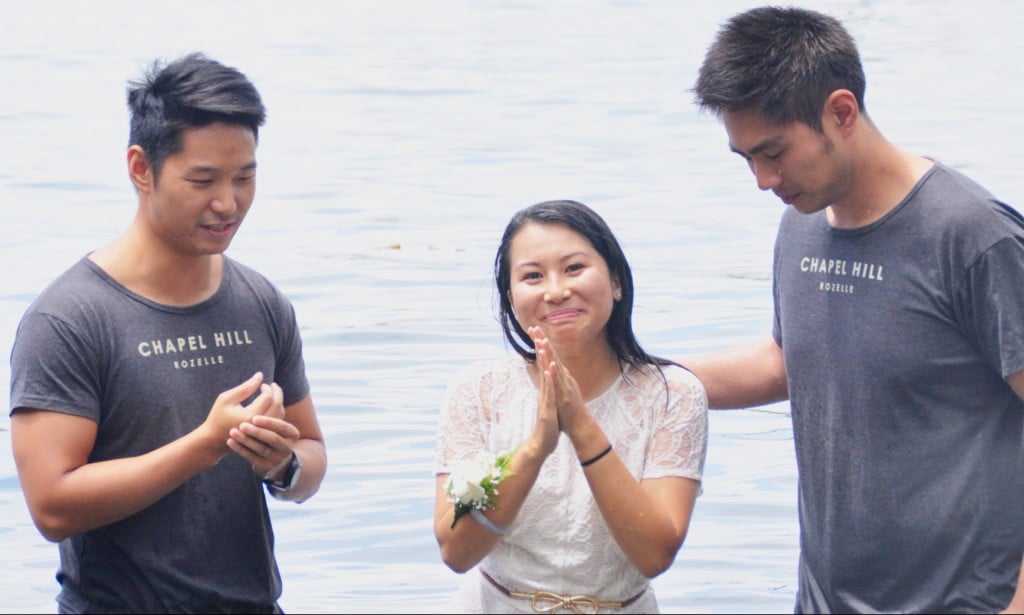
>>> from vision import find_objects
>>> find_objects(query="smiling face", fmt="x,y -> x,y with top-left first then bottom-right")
723,107 -> 852,215
131,121 -> 257,258
507,222 -> 621,352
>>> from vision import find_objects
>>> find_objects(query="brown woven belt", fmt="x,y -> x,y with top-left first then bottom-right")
480,569 -> 646,613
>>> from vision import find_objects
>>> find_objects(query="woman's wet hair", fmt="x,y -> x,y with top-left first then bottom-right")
494,199 -> 674,372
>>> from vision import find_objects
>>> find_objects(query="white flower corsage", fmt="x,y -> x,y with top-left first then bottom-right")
445,447 -> 517,529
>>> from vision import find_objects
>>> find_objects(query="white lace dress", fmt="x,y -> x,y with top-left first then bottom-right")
434,357 -> 709,613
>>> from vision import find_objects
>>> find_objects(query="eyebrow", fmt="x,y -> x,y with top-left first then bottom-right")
729,136 -> 783,158
186,161 -> 258,174
514,251 -> 590,270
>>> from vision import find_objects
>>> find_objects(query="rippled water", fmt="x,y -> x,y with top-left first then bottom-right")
1,1 -> 1022,612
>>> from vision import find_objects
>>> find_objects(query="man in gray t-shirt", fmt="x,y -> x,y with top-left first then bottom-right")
687,6 -> 1024,613
9,54 -> 327,613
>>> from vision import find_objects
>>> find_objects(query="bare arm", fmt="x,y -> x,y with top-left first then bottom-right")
560,399 -> 700,577
575,424 -> 700,577
682,336 -> 788,409
433,350 -> 561,573
432,442 -> 548,573
535,333 -> 701,578
12,372 -> 279,542
1009,369 -> 1024,403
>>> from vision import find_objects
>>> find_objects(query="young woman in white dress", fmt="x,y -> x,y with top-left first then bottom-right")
433,199 -> 708,613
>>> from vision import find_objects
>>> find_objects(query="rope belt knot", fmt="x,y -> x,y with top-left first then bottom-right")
481,569 -> 645,613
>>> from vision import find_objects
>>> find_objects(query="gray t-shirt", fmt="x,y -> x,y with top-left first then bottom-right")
773,163 -> 1024,613
10,256 -> 310,613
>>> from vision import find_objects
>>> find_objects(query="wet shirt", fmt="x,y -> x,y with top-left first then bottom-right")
773,163 -> 1024,613
10,256 -> 309,613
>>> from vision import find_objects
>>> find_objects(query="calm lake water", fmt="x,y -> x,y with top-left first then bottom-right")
1,1 -> 1022,612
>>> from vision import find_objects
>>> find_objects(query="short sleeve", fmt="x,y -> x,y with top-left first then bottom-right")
235,258 -> 311,408
9,311 -> 102,420
642,366 -> 709,482
772,213 -> 787,348
433,361 -> 491,475
271,298 -> 310,407
958,236 -> 1024,378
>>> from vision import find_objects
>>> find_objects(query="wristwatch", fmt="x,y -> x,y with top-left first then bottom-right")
264,451 -> 302,495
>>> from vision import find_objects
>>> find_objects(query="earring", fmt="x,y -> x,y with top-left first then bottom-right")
613,290 -> 622,301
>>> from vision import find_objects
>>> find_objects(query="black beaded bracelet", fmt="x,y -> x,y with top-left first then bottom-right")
580,443 -> 613,467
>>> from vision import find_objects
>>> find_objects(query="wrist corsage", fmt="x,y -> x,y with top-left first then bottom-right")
445,447 -> 517,529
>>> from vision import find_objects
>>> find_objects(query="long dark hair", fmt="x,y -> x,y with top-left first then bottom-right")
494,199 -> 676,372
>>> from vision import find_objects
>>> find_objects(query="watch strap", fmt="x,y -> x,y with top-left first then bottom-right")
264,452 -> 300,491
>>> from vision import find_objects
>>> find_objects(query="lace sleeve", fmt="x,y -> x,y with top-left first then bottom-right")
433,360 -> 494,475
642,366 -> 709,482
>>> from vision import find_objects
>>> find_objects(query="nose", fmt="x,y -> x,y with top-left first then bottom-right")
542,277 -> 571,303
210,182 -> 238,214
751,160 -> 782,191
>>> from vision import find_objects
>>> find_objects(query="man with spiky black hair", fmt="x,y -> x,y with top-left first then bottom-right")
10,53 -> 327,613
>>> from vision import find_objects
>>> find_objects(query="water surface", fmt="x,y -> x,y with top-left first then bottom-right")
1,1 -> 1021,612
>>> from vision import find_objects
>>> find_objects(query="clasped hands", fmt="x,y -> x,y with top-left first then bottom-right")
204,371 -> 300,480
528,326 -> 588,456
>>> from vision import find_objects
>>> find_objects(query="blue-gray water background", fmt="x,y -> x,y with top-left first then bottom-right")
2,1 -> 1022,612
